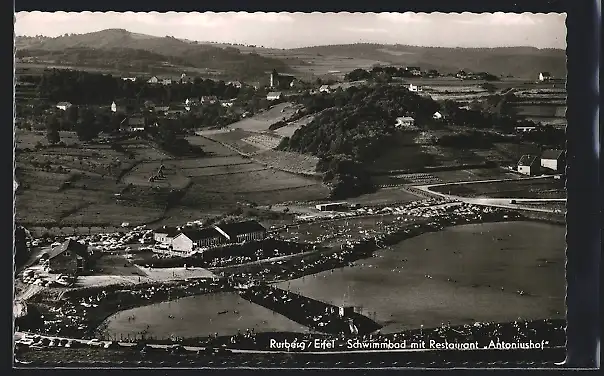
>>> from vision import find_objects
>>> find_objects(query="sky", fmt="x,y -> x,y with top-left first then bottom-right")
14,12 -> 567,49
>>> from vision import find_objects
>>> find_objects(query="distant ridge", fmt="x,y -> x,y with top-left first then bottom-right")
15,29 -> 566,79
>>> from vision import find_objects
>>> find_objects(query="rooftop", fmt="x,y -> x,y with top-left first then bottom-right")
154,226 -> 180,237
541,149 -> 564,160
215,220 -> 266,237
518,154 -> 538,166
43,239 -> 88,260
180,227 -> 223,241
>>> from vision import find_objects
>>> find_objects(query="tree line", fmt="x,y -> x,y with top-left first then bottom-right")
32,69 -> 242,105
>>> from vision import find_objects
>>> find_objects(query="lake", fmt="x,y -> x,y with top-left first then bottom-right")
99,292 -> 308,340
276,221 -> 566,334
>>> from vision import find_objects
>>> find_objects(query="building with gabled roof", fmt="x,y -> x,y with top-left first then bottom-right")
40,239 -> 89,275
267,92 -> 282,101
517,154 -> 540,176
171,227 -> 226,254
213,220 -> 267,243
539,72 -> 552,81
154,226 -> 180,245
540,149 -> 565,172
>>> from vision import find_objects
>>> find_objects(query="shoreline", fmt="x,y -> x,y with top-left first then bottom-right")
29,208 -> 557,341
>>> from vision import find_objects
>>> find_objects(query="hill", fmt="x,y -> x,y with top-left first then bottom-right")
289,44 -> 566,79
15,29 -> 294,80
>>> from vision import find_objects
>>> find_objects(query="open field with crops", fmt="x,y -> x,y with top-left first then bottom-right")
277,221 -> 565,333
226,102 -> 300,133
272,115 -> 315,138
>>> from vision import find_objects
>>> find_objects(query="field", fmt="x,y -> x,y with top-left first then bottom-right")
226,103 -> 299,133
185,136 -> 239,157
252,150 -> 320,176
430,178 -> 566,199
276,221 -> 565,333
100,292 -> 308,340
373,168 -> 519,187
187,170 -> 318,193
272,115 -> 315,138
14,131 -> 180,228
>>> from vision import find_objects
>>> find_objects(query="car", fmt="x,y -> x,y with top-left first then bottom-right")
510,200 -> 517,204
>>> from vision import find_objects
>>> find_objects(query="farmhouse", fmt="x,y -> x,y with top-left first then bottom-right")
395,116 -> 415,128
147,76 -> 159,84
456,70 -> 468,79
122,77 -> 137,82
319,85 -> 331,93
228,81 -> 243,88
214,220 -> 267,243
433,111 -> 444,120
40,239 -> 89,275
270,70 -> 296,89
161,78 -> 173,86
267,92 -> 283,101
540,149 -> 565,172
408,84 -> 423,92
123,116 -> 146,132
220,100 -> 234,108
517,154 -> 540,176
172,227 -> 226,254
153,226 -> 180,245
406,67 -> 422,76
201,96 -> 218,105
56,102 -> 72,111
539,72 -> 552,81
110,100 -> 129,114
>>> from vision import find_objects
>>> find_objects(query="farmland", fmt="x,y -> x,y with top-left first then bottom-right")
226,102 -> 301,132
276,221 -> 565,333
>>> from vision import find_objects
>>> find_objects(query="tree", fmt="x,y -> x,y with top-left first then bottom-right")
46,115 -> 61,144
75,108 -> 99,141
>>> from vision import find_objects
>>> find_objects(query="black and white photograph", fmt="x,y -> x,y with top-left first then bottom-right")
13,11 -> 572,368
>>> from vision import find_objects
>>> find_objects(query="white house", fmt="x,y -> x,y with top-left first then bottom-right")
319,85 -> 331,93
161,78 -> 172,85
56,102 -> 72,111
433,111 -> 443,120
408,84 -> 423,92
407,67 -> 422,76
538,72 -> 552,81
121,77 -> 137,82
395,116 -> 415,128
147,76 -> 159,84
517,154 -> 540,176
153,226 -> 179,245
228,81 -> 243,88
267,92 -> 282,101
171,228 -> 225,254
200,96 -> 218,105
540,149 -> 565,172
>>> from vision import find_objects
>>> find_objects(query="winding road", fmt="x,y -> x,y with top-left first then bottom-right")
412,176 -> 565,213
